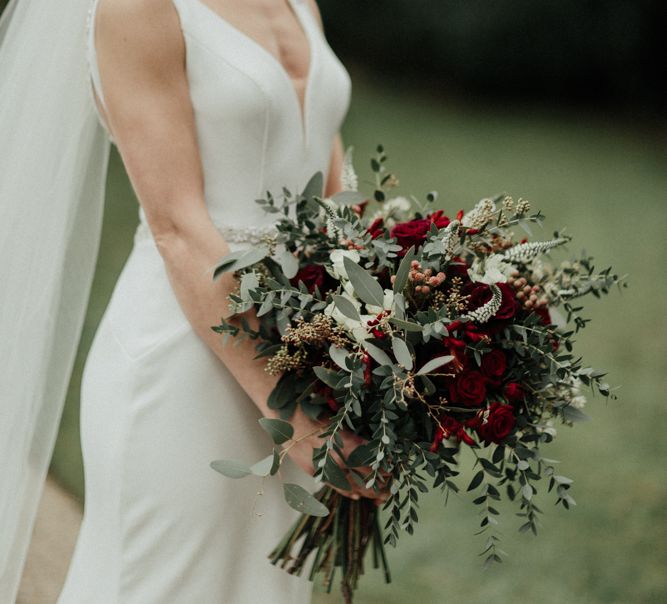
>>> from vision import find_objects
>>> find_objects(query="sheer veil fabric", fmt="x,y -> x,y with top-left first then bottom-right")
0,0 -> 111,600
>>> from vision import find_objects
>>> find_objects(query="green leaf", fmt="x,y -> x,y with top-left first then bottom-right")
331,191 -> 367,205
346,443 -> 375,467
391,337 -> 413,370
467,470 -> 484,492
416,355 -> 454,375
343,256 -> 384,307
258,417 -> 294,444
283,483 -> 330,517
363,341 -> 393,366
323,457 -> 352,491
392,245 -> 416,293
329,343 -> 350,372
313,365 -> 342,389
301,171 -> 324,200
388,316 -> 423,332
278,248 -> 299,279
213,245 -> 270,279
210,459 -> 252,479
213,250 -> 245,279
250,453 -> 276,477
332,294 -> 361,321
240,271 -> 259,299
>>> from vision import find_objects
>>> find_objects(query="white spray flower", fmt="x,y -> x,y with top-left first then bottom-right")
329,248 -> 360,280
468,254 -> 515,285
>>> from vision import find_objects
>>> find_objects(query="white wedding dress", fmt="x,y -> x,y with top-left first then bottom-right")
58,0 -> 351,602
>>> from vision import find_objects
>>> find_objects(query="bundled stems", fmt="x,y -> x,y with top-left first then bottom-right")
268,485 -> 391,603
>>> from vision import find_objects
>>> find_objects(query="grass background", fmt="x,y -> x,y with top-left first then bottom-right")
51,74 -> 667,603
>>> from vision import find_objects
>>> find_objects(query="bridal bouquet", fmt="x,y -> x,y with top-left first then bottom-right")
210,146 -> 624,602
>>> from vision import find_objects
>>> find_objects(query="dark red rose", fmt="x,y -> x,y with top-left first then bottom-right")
504,382 -> 526,403
429,415 -> 476,451
476,402 -> 516,444
468,282 -> 519,320
533,306 -> 552,325
390,210 -> 451,255
366,216 -> 385,240
481,349 -> 507,378
449,370 -> 487,407
290,264 -> 325,294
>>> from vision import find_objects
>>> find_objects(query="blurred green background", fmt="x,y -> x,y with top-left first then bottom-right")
3,0 -> 664,602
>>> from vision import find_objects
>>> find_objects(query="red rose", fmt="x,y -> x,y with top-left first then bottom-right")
290,264 -> 326,294
481,349 -> 507,378
449,370 -> 487,407
504,382 -> 526,403
366,216 -> 385,240
468,282 -> 519,320
390,210 -> 451,255
429,415 -> 476,451
476,402 -> 516,444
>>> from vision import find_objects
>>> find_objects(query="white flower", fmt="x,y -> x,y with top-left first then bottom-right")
468,254 -> 514,285
369,196 -> 412,227
329,248 -> 360,280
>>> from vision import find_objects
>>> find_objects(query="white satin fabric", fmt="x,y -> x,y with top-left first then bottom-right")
58,0 -> 351,602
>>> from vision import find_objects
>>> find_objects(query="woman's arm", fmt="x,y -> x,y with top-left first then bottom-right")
94,0 -> 384,500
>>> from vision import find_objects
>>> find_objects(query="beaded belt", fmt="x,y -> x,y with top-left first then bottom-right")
133,220 -> 280,245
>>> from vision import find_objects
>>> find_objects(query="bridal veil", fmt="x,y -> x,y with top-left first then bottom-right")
0,0 -> 111,599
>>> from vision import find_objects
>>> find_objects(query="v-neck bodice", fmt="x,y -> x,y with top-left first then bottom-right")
85,0 -> 351,240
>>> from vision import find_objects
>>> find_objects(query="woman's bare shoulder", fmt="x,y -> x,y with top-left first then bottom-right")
95,0 -> 184,61
94,0 -> 185,85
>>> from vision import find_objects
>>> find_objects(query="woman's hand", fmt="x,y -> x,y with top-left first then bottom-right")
287,408 -> 392,506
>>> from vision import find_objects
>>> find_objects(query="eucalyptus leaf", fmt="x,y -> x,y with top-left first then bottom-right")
363,341 -> 393,366
343,256 -> 384,307
323,457 -> 352,491
210,459 -> 252,479
392,245 -> 416,293
258,417 -> 294,444
331,190 -> 367,205
214,245 -> 269,279
301,171 -> 324,200
416,355 -> 454,375
329,343 -> 350,372
391,337 -> 413,370
346,443 -> 375,467
250,453 -> 275,477
278,248 -> 299,279
313,365 -> 342,389
332,294 -> 361,321
388,316 -> 423,332
283,483 -> 330,517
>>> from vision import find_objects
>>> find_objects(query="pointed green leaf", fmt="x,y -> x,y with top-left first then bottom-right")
363,341 -> 392,367
416,355 -> 454,375
323,457 -> 352,491
346,443 -> 375,467
331,191 -> 367,205
250,454 -> 276,477
313,365 -> 343,389
392,245 -> 416,293
332,294 -> 361,321
343,256 -> 384,307
210,459 -> 252,479
391,337 -> 413,370
213,245 -> 270,279
283,483 -> 330,517
258,417 -> 294,444
388,316 -> 423,332
301,171 -> 324,200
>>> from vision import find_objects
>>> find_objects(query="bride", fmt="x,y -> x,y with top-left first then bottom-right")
0,0 -> 389,601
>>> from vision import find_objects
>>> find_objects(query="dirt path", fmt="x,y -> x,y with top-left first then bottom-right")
17,476 -> 82,604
